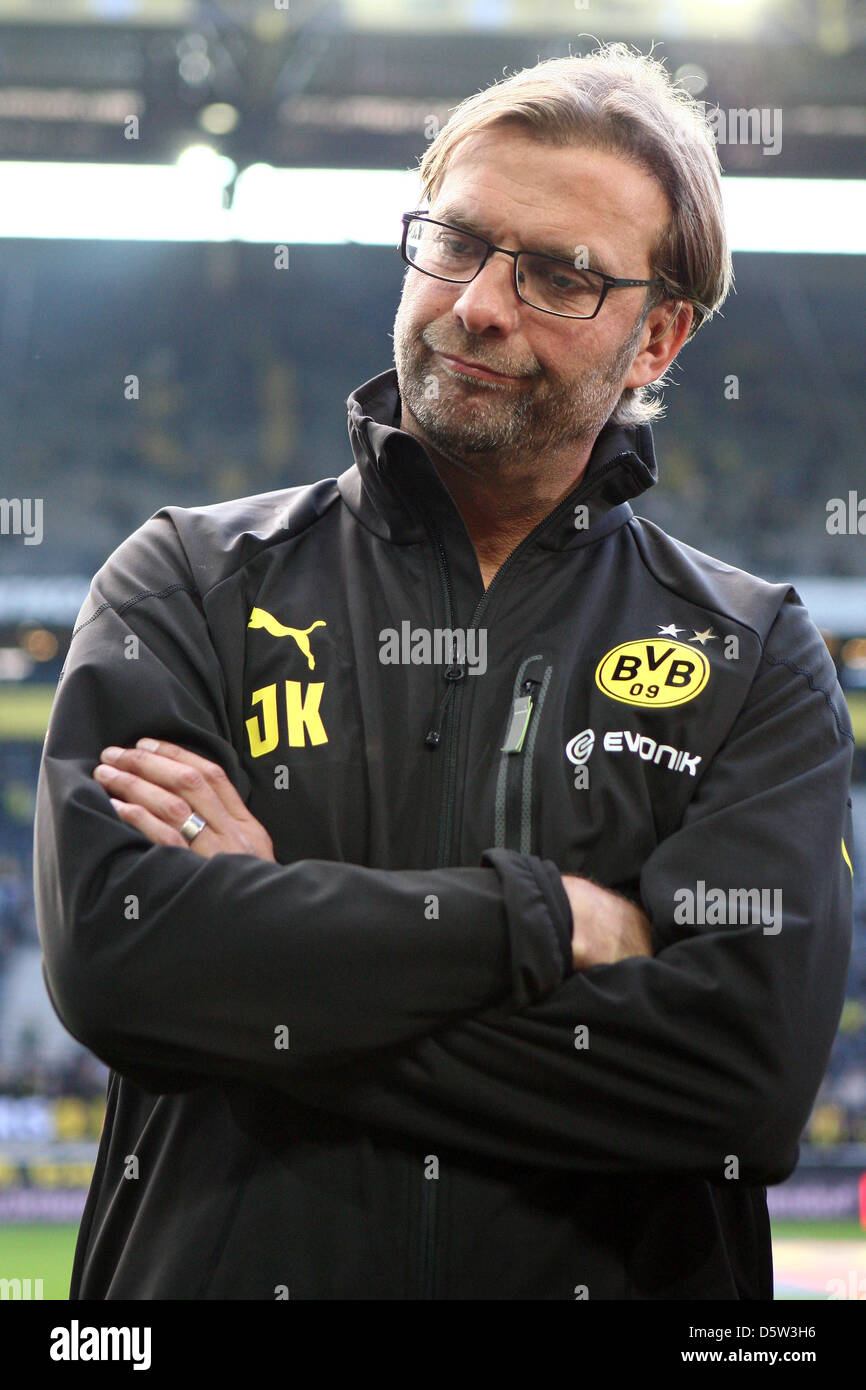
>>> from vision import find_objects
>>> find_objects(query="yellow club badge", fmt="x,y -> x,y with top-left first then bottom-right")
595,638 -> 710,708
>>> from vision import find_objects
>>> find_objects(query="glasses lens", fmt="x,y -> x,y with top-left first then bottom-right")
405,219 -> 485,282
517,254 -> 603,317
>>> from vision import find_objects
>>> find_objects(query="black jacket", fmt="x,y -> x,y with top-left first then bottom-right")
34,367 -> 854,1299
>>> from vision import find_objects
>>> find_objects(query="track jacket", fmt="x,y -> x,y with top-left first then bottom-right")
34,367 -> 854,1300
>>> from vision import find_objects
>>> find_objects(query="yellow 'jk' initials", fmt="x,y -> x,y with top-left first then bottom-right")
245,680 -> 328,755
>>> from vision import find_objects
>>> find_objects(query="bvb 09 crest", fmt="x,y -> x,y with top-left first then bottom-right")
595,639 -> 710,709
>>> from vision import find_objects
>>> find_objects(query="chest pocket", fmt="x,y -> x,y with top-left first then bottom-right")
492,654 -> 554,855
488,652 -> 692,895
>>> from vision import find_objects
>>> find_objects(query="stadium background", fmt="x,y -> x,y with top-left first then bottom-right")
0,0 -> 864,1301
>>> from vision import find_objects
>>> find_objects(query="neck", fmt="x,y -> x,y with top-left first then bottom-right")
399,410 -> 595,588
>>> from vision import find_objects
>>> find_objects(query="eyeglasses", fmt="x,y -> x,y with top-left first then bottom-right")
400,211 -> 671,321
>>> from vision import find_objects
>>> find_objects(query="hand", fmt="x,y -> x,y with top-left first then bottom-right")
561,874 -> 653,970
92,738 -> 276,862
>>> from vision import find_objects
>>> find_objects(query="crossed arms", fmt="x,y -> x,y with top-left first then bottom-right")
34,516 -> 854,1184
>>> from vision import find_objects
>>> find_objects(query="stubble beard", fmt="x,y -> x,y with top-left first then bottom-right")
393,300 -> 646,471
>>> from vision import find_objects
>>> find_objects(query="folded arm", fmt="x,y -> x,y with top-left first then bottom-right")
35,512 -> 573,1088
271,597 -> 856,1185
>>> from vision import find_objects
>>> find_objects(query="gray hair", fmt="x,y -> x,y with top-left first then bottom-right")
417,42 -> 734,425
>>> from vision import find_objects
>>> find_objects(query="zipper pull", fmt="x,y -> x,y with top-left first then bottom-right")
424,658 -> 465,748
501,678 -> 539,754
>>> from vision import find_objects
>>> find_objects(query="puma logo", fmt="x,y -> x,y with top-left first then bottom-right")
248,608 -> 327,670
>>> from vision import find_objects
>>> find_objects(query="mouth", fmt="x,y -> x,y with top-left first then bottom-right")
437,352 -> 527,384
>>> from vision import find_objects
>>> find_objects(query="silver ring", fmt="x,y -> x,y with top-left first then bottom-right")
179,811 -> 207,844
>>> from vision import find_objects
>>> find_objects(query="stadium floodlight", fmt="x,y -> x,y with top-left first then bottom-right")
175,144 -> 237,187
0,153 -> 236,241
0,161 -> 864,253
722,177 -> 866,254
228,167 -> 866,253
228,164 -> 423,244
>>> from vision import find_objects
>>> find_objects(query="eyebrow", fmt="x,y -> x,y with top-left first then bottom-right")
429,204 -> 616,277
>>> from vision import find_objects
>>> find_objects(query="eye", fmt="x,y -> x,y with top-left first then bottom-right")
435,231 -> 475,257
539,263 -> 594,293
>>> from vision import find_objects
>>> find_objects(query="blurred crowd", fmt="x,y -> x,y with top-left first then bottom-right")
0,244 -> 863,586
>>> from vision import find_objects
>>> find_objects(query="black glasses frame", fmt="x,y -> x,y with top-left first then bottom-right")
400,210 -> 673,321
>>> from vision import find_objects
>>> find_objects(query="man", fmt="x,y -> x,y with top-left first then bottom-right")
35,44 -> 853,1299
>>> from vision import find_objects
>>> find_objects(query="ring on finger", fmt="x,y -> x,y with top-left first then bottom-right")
179,811 -> 207,844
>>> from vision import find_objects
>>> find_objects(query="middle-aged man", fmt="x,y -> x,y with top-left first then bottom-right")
35,43 -> 854,1299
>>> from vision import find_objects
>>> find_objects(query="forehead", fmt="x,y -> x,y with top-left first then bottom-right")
429,125 -> 671,275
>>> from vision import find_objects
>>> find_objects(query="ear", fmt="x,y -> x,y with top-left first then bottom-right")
624,300 -> 694,390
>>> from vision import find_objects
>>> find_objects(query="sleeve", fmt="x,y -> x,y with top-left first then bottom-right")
272,594 -> 855,1186
33,511 -> 572,1092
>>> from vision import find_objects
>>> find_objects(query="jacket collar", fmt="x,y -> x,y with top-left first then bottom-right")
338,366 -> 658,552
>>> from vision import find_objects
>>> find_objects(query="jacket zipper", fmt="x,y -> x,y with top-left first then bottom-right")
415,451 -> 631,1297
418,533 -> 457,1298
423,534 -> 465,868
420,447 -> 629,760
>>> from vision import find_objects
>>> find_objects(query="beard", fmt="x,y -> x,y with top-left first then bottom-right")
392,295 -> 646,469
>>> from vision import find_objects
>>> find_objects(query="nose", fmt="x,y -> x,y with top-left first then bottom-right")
451,250 -> 521,337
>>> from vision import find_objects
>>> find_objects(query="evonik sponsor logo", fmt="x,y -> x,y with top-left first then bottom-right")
603,730 -> 701,776
565,729 -> 595,766
565,727 -> 702,776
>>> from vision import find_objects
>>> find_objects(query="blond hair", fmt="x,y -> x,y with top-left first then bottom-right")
416,42 -> 733,425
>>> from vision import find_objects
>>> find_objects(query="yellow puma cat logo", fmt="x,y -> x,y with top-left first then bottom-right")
248,608 -> 327,670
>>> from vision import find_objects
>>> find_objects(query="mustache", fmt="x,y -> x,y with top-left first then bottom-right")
421,329 -> 538,379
